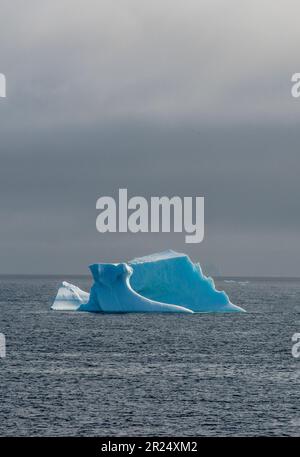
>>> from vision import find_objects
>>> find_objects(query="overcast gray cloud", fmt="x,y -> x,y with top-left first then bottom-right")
0,1 -> 300,275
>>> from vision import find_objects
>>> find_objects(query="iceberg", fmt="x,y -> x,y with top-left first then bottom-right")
51,281 -> 90,311
51,250 -> 245,313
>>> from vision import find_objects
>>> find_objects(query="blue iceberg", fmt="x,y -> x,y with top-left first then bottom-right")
79,262 -> 192,313
51,250 -> 245,313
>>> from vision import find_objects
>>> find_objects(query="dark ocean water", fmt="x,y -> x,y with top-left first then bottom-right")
0,276 -> 299,437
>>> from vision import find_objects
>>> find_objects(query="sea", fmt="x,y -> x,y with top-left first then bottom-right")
0,275 -> 299,436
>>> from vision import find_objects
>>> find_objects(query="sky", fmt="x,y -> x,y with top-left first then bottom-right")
0,0 -> 300,275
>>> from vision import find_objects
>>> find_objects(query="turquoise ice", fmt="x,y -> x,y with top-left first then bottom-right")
51,250 -> 245,313
79,262 -> 192,313
129,250 -> 244,312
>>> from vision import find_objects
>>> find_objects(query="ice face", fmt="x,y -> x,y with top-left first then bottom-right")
51,250 -> 245,313
129,250 -> 245,313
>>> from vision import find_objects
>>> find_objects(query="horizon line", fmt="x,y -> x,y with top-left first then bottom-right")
0,274 -> 299,280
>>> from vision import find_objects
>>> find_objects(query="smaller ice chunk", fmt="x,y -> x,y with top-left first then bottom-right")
51,281 -> 89,311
